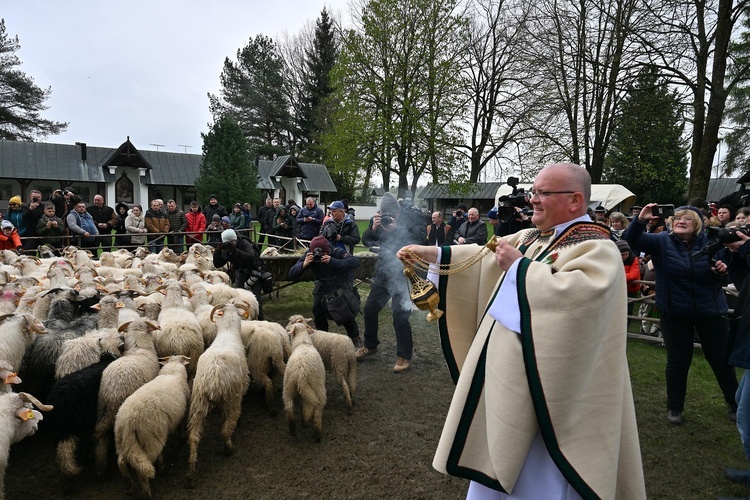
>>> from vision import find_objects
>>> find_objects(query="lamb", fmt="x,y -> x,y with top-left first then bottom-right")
0,391 -> 53,500
115,355 -> 190,498
93,319 -> 160,475
287,315 -> 358,414
154,281 -> 203,377
186,304 -> 250,488
0,313 -> 46,372
283,322 -> 326,442
46,350 -> 119,477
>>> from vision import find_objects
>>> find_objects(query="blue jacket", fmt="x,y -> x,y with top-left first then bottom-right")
624,216 -> 727,318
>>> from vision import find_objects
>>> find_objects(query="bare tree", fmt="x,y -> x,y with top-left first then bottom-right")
637,0 -> 750,200
521,0 -> 642,182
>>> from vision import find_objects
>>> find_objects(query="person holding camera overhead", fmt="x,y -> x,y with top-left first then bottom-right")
289,235 -> 362,347
624,203 -> 738,425
22,190 -> 44,252
320,200 -> 360,253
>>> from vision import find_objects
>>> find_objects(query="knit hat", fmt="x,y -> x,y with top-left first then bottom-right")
221,229 -> 237,243
1,220 -> 13,230
309,235 -> 330,253
8,196 -> 21,205
221,216 -> 231,224
212,214 -> 220,222
615,240 -> 631,254
379,192 -> 400,217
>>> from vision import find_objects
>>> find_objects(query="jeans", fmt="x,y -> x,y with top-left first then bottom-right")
660,312 -> 738,412
363,277 -> 413,360
313,291 -> 359,339
167,234 -> 184,253
234,268 -> 264,321
148,235 -> 164,254
737,370 -> 750,463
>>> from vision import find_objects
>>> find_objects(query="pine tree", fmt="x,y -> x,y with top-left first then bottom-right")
195,115 -> 261,206
0,19 -> 67,141
603,66 -> 688,205
299,8 -> 339,162
208,34 -> 292,160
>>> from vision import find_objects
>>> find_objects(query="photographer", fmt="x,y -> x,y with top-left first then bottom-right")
496,206 -> 533,237
445,203 -> 468,243
320,200 -> 360,252
289,235 -> 362,347
624,203 -> 738,425
716,230 -> 750,488
213,229 -> 266,319
357,193 -> 426,372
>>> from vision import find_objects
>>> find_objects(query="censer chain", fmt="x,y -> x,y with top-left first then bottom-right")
403,246 -> 493,276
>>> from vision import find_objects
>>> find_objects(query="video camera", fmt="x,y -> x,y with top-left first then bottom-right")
497,177 -> 530,222
692,224 -> 750,259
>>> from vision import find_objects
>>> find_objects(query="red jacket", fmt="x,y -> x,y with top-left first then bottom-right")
0,229 -> 22,251
185,210 -> 206,243
624,256 -> 641,295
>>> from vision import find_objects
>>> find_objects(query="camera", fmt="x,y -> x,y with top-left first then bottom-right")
707,225 -> 750,245
380,214 -> 394,226
652,204 -> 674,218
32,197 -> 40,203
498,176 -> 528,209
313,248 -> 323,262
454,210 -> 464,218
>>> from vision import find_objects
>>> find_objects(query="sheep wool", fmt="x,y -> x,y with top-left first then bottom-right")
115,355 -> 190,498
283,323 -> 326,442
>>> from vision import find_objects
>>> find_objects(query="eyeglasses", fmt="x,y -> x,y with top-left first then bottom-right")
528,189 -> 575,200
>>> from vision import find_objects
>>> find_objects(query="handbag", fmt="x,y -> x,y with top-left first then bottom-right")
324,286 -> 360,324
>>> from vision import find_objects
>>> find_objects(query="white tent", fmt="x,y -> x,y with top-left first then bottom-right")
495,183 -> 636,212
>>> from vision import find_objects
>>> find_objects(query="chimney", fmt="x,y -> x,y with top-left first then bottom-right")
75,142 -> 87,161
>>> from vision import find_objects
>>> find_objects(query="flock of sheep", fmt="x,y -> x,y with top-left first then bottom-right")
0,243 -> 358,499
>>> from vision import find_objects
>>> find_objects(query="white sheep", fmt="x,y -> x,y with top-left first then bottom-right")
93,319 -> 160,475
154,281 -> 203,377
283,322 -> 326,442
115,355 -> 190,498
287,315 -> 358,414
242,319 -> 289,409
0,391 -> 53,500
186,304 -> 250,489
0,313 -> 46,372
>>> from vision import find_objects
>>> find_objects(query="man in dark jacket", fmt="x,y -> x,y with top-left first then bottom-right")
264,198 -> 282,247
296,197 -> 325,240
321,200 -> 360,252
166,199 -> 187,252
356,193 -> 426,373
213,228 -> 265,319
202,194 -> 227,225
453,207 -> 488,245
257,197 -> 273,245
87,194 -> 117,253
289,235 -> 362,346
22,189 -> 45,252
717,231 -> 750,488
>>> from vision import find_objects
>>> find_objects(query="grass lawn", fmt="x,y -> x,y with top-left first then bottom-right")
628,338 -> 748,498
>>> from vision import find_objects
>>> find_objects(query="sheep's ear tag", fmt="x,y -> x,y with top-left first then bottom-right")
116,302 -> 125,308
16,408 -> 34,421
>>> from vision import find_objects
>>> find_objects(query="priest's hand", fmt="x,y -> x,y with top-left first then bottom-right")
494,237 -> 522,271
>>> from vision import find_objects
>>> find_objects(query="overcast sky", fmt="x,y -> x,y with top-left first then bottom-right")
3,0 -> 349,153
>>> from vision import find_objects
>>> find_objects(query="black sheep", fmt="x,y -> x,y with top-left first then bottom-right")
45,350 -> 118,477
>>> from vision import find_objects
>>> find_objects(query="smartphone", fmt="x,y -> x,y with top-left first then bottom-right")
652,204 -> 674,218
